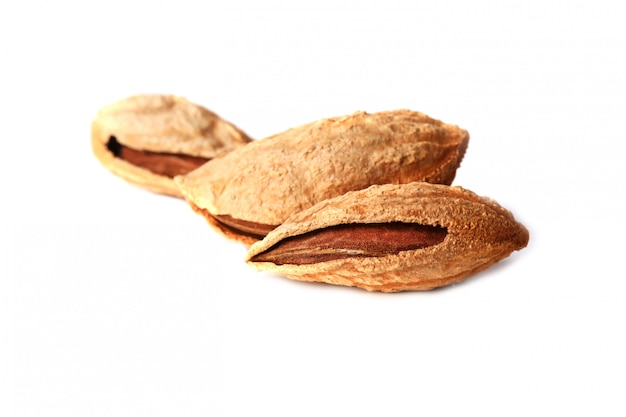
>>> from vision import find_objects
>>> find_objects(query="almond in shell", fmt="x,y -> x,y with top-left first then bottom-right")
175,109 -> 469,244
91,94 -> 252,197
245,182 -> 529,292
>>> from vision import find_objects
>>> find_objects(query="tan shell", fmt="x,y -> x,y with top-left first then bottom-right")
245,182 -> 529,292
91,94 -> 252,197
175,109 -> 469,243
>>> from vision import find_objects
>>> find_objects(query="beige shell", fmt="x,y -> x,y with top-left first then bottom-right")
91,94 -> 252,197
175,109 -> 469,244
245,182 -> 529,292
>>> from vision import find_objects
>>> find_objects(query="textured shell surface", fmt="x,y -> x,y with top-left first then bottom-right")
175,109 -> 469,228
92,94 -> 251,157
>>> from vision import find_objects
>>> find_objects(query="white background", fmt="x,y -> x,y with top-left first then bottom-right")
1,1 -> 625,416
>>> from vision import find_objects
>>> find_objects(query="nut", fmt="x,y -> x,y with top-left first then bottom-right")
175,109 -> 469,244
91,94 -> 252,197
245,182 -> 529,292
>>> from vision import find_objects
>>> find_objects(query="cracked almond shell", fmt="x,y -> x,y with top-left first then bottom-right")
245,182 -> 529,292
91,94 -> 252,197
174,109 -> 469,244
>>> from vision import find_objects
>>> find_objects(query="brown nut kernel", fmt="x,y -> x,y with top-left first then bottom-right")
175,109 -> 469,244
245,182 -> 529,292
251,222 -> 448,264
91,94 -> 252,197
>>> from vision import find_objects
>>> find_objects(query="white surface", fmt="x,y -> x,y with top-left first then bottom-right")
1,1 -> 625,416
